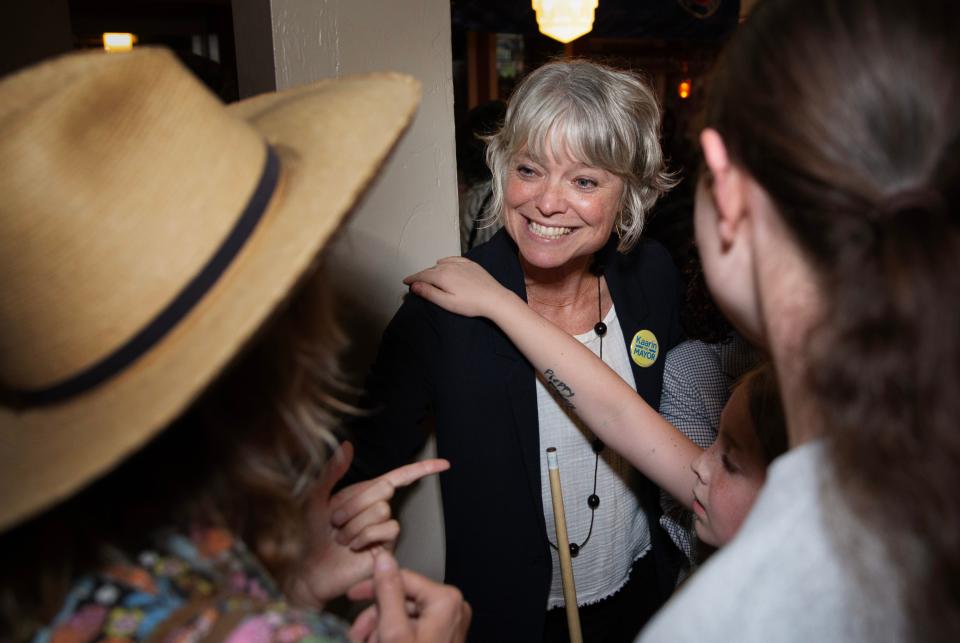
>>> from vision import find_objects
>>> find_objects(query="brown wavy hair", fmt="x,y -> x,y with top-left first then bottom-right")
704,0 -> 960,638
0,269 -> 353,642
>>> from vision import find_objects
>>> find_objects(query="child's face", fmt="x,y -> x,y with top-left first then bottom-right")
690,382 -> 768,547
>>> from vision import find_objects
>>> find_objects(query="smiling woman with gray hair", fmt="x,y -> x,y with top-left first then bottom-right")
484,60 -> 674,254
351,59 -> 685,642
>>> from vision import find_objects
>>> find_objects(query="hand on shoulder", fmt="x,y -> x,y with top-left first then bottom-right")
403,257 -> 514,319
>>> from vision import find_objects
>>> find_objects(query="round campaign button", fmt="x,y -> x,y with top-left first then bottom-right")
630,329 -> 659,368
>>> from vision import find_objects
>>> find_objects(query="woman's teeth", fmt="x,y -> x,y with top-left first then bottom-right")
529,220 -> 571,239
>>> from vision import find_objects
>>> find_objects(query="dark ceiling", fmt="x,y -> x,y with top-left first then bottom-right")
67,0 -> 741,43
452,0 -> 740,41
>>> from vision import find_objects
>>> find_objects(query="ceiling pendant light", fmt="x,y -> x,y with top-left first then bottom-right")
532,0 -> 599,44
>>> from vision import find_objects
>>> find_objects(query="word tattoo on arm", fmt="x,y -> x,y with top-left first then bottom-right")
544,369 -> 576,411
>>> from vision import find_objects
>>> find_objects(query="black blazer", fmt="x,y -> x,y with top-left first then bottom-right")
350,229 -> 685,642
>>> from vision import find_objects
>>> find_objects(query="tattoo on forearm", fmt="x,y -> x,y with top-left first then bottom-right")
544,369 -> 576,411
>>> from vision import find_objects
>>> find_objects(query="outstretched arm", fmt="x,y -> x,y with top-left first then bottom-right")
404,257 -> 700,506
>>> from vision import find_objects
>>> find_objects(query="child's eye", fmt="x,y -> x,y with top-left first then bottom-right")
721,454 -> 739,474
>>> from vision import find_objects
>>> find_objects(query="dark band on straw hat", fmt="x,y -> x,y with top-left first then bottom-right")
7,146 -> 280,408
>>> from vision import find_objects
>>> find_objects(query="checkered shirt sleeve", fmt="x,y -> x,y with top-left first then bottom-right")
657,336 -> 760,566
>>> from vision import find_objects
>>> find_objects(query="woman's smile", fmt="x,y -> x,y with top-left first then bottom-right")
526,219 -> 573,240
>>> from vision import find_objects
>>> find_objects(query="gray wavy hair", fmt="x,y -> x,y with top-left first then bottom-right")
483,59 -> 676,252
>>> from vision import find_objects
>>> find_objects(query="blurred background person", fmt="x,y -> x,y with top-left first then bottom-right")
457,99 -> 507,253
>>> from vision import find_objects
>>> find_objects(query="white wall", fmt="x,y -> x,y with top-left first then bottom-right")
233,0 -> 458,581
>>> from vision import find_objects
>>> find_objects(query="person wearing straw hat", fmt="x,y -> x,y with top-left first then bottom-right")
0,48 -> 470,643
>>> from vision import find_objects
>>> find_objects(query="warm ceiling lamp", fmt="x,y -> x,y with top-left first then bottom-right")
102,33 -> 137,53
532,0 -> 599,44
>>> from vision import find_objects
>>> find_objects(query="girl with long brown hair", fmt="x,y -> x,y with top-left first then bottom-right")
407,0 -> 960,639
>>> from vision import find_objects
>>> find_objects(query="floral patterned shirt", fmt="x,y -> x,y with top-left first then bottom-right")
32,527 -> 350,643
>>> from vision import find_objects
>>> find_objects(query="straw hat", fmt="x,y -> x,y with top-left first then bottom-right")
0,48 -> 420,532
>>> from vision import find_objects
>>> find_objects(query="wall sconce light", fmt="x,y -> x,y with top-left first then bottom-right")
103,33 -> 137,53
678,79 -> 692,99
532,0 -> 599,44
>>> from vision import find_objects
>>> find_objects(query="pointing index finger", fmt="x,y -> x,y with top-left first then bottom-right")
329,458 -> 450,519
381,458 -> 450,488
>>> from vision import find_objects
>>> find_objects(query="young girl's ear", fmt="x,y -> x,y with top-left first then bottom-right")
695,128 -> 767,347
699,129 -> 749,247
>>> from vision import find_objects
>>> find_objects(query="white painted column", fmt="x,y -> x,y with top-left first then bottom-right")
233,0 -> 458,582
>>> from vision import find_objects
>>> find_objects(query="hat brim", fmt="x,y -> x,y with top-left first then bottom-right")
0,72 -> 420,532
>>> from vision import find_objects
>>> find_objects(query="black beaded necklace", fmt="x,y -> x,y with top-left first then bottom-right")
547,264 -> 606,559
